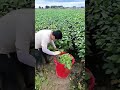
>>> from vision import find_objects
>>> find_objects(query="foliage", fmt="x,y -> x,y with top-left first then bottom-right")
35,72 -> 41,90
35,9 -> 85,61
58,53 -> 72,69
35,69 -> 49,90
70,62 -> 88,90
86,0 -> 120,89
0,0 -> 34,17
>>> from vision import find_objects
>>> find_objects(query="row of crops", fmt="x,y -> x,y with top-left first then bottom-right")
35,9 -> 85,61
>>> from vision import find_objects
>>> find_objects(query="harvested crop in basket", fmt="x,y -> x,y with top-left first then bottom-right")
58,53 -> 72,69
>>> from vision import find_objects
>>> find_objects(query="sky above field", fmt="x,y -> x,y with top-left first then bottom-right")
35,0 -> 85,8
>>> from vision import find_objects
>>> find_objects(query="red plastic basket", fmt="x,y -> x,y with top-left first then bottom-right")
54,52 -> 75,79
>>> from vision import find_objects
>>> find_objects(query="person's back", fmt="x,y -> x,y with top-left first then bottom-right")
35,29 -> 52,49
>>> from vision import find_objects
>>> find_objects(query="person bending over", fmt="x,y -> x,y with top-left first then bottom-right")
35,30 -> 62,66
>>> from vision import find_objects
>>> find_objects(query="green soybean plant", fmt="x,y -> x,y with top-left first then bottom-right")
58,53 -> 72,69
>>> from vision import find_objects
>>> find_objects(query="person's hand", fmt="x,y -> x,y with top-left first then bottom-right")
54,51 -> 61,55
59,49 -> 64,52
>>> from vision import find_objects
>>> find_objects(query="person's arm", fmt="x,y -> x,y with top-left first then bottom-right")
41,40 -> 57,55
50,40 -> 57,50
15,14 -> 36,67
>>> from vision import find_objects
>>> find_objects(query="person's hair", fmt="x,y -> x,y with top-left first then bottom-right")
52,30 -> 62,39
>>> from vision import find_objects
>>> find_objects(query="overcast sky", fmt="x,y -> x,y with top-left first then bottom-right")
35,0 -> 85,8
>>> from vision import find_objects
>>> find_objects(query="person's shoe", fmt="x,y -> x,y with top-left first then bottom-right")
45,60 -> 50,64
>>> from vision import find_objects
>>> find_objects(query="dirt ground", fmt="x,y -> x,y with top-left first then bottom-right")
38,59 -> 71,90
35,54 -> 85,90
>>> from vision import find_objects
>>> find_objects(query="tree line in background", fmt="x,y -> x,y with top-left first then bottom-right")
38,5 -> 84,9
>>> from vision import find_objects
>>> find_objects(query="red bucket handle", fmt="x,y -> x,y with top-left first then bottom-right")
60,51 -> 66,55
54,56 -> 58,65
54,60 -> 57,65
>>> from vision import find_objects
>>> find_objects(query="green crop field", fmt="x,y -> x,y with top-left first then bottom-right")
35,8 -> 85,90
35,8 -> 85,60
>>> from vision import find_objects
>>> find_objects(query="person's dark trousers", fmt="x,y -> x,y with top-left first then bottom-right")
38,48 -> 50,64
34,48 -> 49,67
19,62 -> 35,90
0,53 -> 23,90
0,53 -> 35,90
